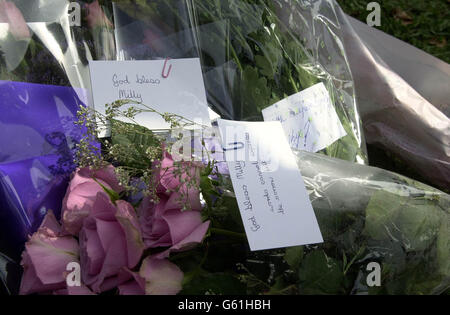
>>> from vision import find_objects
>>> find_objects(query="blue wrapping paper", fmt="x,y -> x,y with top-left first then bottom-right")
0,80 -> 90,258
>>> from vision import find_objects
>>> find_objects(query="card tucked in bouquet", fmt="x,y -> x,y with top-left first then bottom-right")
89,58 -> 211,136
262,83 -> 347,153
217,119 -> 323,251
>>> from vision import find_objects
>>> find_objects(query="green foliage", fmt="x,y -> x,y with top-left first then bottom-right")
337,0 -> 449,63
298,250 -> 346,295
284,246 -> 304,270
189,0 -> 367,163
181,272 -> 246,295
108,120 -> 161,171
363,191 -> 441,252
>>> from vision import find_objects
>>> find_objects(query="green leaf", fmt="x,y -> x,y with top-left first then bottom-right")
239,66 -> 272,118
200,168 -> 216,212
181,272 -> 246,295
109,121 -> 161,170
363,191 -> 441,252
298,250 -> 346,295
266,276 -> 297,295
93,178 -> 120,203
284,246 -> 304,270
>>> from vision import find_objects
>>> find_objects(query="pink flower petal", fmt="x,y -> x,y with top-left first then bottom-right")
115,201 -> 145,268
118,282 -> 145,295
0,1 -> 30,40
40,210 -> 62,234
86,0 -> 113,28
143,232 -> 172,249
95,219 -> 125,256
26,214 -> 79,285
139,257 -> 183,295
118,268 -> 145,295
163,209 -> 203,245
156,221 -> 210,259
165,189 -> 202,212
81,222 -> 105,276
62,181 -> 105,235
19,212 -> 79,295
138,195 -> 173,248
19,252 -> 65,295
90,191 -> 117,221
62,165 -> 123,236
86,220 -> 128,293
170,221 -> 210,252
75,165 -> 123,193
54,285 -> 96,295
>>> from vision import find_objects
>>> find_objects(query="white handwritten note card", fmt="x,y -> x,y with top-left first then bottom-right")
262,83 -> 347,153
89,58 -> 211,136
217,119 -> 323,251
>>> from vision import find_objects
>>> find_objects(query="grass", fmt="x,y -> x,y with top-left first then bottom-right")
337,0 -> 450,63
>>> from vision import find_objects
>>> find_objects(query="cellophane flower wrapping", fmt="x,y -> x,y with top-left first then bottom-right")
193,131 -> 449,294
0,0 -> 448,296
111,0 -> 368,164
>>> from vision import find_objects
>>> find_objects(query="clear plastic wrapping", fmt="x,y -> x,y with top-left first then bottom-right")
328,2 -> 450,191
111,0 -> 368,164
0,0 -> 448,296
212,150 -> 450,295
293,150 -> 449,294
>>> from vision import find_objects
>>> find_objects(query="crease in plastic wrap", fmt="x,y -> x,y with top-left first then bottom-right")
212,147 -> 450,295
0,0 -> 109,268
111,0 -> 367,164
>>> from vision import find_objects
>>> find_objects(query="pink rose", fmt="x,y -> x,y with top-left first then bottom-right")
138,152 -> 210,257
79,192 -> 145,293
53,285 -> 96,295
118,257 -> 183,295
61,165 -> 123,235
85,0 -> 113,29
19,211 -> 81,295
0,1 -> 31,40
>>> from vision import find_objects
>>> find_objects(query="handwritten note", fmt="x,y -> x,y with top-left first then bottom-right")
88,58 -> 211,136
217,119 -> 323,251
262,83 -> 347,153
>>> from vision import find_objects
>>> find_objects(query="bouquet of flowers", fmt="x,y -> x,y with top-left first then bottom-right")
11,102 -> 449,295
1,0 -> 449,296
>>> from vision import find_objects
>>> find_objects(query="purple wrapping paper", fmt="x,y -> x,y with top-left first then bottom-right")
0,80 -> 90,257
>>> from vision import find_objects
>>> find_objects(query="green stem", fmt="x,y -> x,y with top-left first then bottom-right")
230,44 -> 244,74
287,67 -> 299,93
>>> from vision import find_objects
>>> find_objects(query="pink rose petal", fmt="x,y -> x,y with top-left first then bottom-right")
118,268 -> 145,295
19,211 -> 79,295
156,221 -> 211,259
0,1 -> 30,40
115,200 -> 145,268
139,257 -> 183,295
163,209 -> 204,245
